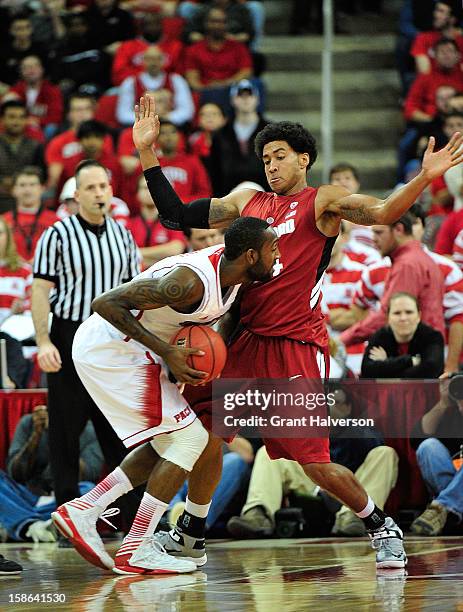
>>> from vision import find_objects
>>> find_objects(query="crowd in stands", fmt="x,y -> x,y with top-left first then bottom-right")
0,1 -> 462,555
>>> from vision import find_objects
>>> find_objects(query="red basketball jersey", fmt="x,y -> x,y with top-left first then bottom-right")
240,187 -> 336,348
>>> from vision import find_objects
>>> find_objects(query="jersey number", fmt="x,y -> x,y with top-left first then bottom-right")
273,258 -> 284,277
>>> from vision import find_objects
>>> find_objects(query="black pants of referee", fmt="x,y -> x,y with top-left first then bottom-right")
48,317 -> 142,529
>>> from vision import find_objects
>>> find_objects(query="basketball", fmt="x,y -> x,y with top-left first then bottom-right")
170,325 -> 227,383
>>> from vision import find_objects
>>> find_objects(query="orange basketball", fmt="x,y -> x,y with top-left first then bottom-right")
170,325 -> 227,383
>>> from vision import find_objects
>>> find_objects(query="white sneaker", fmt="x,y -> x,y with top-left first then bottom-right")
51,499 -> 118,570
375,568 -> 407,610
114,537 -> 197,575
369,517 -> 407,569
114,572 -> 207,607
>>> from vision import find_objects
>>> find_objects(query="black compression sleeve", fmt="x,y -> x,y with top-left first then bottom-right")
144,165 -> 211,229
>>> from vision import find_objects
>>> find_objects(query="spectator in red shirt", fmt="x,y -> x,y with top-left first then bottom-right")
411,1 -> 463,75
9,55 -> 63,140
188,102 -> 226,156
127,175 -> 185,268
58,120 -> 122,200
340,211 -> 445,347
157,120 -> 212,202
413,111 -> 463,214
184,6 -> 253,107
404,39 -> 463,123
112,12 -> 184,86
399,38 -> 463,181
45,92 -> 114,198
3,167 -> 58,263
435,208 -> 463,255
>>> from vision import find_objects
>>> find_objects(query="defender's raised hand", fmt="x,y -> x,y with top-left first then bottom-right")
422,131 -> 463,181
133,94 -> 160,151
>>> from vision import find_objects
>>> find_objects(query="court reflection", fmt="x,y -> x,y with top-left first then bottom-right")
0,536 -> 461,611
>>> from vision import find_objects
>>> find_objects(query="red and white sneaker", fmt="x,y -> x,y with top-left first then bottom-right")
51,499 -> 118,570
113,537 -> 197,575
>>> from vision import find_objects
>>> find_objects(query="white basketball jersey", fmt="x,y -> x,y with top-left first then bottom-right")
102,244 -> 241,344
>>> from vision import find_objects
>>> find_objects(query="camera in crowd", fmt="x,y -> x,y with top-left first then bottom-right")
448,373 -> 463,402
274,507 -> 305,538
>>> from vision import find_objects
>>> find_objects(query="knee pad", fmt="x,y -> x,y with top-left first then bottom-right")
150,419 -> 209,472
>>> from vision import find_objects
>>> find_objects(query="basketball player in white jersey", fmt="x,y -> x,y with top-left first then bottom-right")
51,216 -> 279,576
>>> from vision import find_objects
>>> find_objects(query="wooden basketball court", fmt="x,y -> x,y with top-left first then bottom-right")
1,536 -> 462,610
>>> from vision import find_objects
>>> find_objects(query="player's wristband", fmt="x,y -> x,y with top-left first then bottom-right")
144,166 -> 211,230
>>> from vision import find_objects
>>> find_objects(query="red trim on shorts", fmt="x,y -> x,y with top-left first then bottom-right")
123,417 -> 198,448
137,359 -> 163,429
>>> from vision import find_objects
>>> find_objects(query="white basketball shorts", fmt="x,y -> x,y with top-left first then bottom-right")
72,315 -> 196,448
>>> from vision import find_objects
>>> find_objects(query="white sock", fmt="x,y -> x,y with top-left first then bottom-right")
185,496 -> 211,519
355,496 -> 375,518
117,493 -> 168,557
78,467 -> 133,510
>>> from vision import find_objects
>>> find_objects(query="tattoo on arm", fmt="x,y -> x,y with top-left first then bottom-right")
113,276 -> 199,309
208,199 -> 240,228
92,271 -> 202,354
339,202 -> 378,225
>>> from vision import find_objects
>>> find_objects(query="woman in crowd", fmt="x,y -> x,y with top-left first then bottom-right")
361,292 -> 444,379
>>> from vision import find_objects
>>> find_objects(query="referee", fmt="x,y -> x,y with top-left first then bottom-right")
31,160 -> 140,522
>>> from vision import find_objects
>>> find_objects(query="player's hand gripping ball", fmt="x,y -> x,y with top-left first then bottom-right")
171,325 -> 227,384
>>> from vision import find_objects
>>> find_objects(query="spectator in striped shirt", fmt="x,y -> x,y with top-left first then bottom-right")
31,159 -> 141,530
322,222 -> 366,375
0,217 -> 32,326
116,45 -> 194,128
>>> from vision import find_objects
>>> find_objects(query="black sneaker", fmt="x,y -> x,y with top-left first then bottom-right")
0,555 -> 22,574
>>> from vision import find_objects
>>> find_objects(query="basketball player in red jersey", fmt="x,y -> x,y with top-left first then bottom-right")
133,94 -> 463,570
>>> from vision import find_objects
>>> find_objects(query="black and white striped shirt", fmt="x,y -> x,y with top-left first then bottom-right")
33,214 -> 140,322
